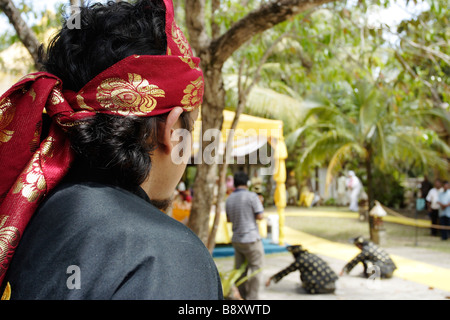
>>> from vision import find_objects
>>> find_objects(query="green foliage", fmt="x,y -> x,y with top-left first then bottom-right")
368,168 -> 406,208
293,75 -> 449,192
2,0 -> 448,187
0,0 -> 62,74
223,0 -> 450,194
396,0 -> 450,108
218,261 -> 262,298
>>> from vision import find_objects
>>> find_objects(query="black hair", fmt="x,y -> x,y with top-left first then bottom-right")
234,171 -> 249,188
41,0 -> 167,91
353,236 -> 369,247
287,245 -> 307,258
39,0 -> 192,189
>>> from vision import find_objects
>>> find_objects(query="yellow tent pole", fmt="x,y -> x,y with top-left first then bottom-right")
272,137 -> 287,246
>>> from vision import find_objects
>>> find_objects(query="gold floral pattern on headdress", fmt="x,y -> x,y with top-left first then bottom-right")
50,88 -> 65,105
12,137 -> 55,203
29,121 -> 42,153
28,88 -> 36,102
17,74 -> 40,83
179,56 -> 201,71
171,22 -> 192,56
77,91 -> 94,111
96,73 -> 165,116
0,216 -> 20,282
181,76 -> 203,111
1,282 -> 11,300
0,97 -> 15,145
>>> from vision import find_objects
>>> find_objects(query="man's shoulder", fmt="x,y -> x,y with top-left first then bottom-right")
40,182 -> 199,241
230,189 -> 258,198
46,181 -> 151,210
226,189 -> 257,206
8,182 -> 222,299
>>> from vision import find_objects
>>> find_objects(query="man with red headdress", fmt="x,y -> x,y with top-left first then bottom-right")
0,0 -> 222,300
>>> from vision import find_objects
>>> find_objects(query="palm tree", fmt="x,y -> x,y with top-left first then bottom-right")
292,79 -> 450,211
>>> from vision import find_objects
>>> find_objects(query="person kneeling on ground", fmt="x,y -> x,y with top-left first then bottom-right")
340,236 -> 397,279
266,245 -> 338,294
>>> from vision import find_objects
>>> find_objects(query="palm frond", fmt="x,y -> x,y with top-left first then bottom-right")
389,129 -> 450,174
298,129 -> 355,170
244,85 -> 309,132
325,142 -> 361,190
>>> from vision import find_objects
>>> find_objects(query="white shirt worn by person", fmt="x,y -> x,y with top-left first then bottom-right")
426,187 -> 443,210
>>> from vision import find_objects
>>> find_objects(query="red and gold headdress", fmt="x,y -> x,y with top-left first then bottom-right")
0,0 -> 203,286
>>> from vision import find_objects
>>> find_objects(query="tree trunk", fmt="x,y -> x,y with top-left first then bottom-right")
205,31 -> 285,251
206,59 -> 247,252
186,62 -> 226,244
185,0 -> 338,244
207,163 -> 226,252
184,0 -> 223,244
365,146 -> 374,210
365,145 -> 376,242
0,0 -> 41,70
314,166 -> 319,192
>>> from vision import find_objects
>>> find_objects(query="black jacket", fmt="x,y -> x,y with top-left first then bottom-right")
343,242 -> 397,278
3,181 -> 223,300
273,250 -> 338,294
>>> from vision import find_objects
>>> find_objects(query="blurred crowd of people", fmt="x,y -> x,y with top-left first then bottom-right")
420,177 -> 450,241
287,170 -> 366,213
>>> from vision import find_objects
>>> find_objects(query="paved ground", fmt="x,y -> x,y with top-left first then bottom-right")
214,229 -> 450,300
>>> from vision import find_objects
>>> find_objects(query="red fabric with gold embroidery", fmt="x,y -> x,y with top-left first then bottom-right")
0,0 -> 203,286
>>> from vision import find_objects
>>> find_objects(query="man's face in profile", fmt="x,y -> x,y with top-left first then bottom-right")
147,107 -> 199,212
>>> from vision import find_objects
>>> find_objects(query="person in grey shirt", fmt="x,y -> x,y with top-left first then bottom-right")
225,171 -> 264,300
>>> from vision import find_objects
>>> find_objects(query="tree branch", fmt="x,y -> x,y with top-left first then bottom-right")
211,0 -> 221,39
394,51 -> 442,105
185,0 -> 210,55
0,0 -> 42,70
405,38 -> 450,65
210,0 -> 337,67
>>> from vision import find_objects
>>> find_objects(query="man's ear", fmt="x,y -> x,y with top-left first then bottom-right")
158,107 -> 184,154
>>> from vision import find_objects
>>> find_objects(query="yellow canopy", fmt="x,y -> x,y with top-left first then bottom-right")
193,109 -> 285,156
192,109 -> 287,245
221,109 -> 284,138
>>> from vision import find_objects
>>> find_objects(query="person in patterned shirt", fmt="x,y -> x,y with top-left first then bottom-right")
265,245 -> 338,294
340,236 -> 397,279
